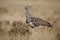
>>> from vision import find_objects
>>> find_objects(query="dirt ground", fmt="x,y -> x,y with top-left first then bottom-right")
0,0 -> 60,40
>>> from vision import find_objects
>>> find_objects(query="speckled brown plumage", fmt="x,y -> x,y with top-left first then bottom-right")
25,5 -> 52,28
31,17 -> 52,27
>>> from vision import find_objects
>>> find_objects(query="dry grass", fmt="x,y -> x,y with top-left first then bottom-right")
0,20 -> 59,40
0,20 -> 32,40
0,0 -> 60,40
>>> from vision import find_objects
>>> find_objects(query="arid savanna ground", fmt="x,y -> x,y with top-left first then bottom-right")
0,0 -> 60,40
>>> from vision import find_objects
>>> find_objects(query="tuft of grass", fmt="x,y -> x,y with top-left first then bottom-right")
8,21 -> 31,36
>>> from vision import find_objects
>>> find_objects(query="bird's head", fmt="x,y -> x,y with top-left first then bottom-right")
25,5 -> 32,10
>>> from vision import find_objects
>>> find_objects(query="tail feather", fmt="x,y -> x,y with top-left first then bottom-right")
47,22 -> 52,27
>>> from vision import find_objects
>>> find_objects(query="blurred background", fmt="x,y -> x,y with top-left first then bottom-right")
0,0 -> 60,40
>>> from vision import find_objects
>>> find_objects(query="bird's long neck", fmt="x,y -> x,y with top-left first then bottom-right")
25,9 -> 32,23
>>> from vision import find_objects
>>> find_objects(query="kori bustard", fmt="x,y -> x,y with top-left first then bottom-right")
25,6 -> 52,28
